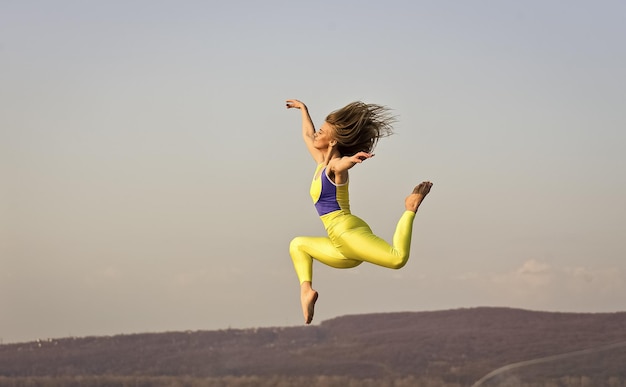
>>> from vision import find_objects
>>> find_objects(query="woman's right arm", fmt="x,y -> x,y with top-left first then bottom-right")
286,99 -> 323,163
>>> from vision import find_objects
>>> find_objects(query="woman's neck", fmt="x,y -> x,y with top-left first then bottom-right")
322,147 -> 341,165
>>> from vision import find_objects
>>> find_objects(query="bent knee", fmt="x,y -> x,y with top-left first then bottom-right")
388,256 -> 408,270
389,261 -> 407,270
289,236 -> 306,255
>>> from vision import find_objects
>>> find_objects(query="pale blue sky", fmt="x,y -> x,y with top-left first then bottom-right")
1,1 -> 625,343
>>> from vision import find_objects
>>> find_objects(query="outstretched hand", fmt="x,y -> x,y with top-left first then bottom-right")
348,151 -> 374,163
286,99 -> 306,110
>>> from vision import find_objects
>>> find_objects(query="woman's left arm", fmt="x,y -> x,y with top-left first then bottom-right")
329,152 -> 373,183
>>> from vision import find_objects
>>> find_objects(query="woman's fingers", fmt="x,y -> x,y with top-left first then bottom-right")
285,99 -> 302,109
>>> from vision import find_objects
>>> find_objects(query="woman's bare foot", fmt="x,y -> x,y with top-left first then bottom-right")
405,181 -> 433,212
300,282 -> 318,324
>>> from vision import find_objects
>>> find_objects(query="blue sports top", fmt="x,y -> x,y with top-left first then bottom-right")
310,163 -> 350,217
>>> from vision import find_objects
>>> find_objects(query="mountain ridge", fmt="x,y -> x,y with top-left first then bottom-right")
1,307 -> 625,386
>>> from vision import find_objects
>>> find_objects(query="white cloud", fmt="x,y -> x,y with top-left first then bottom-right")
490,259 -> 553,292
517,259 -> 551,275
564,266 -> 625,295
452,259 -> 626,311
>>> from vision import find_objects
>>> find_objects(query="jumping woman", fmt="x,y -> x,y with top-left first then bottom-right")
286,99 -> 433,324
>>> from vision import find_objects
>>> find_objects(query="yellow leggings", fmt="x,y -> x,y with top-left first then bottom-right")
289,210 -> 416,284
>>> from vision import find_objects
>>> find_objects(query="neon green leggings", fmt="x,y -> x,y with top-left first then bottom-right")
289,210 -> 416,284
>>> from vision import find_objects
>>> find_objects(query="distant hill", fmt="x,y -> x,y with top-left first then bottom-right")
1,307 -> 625,387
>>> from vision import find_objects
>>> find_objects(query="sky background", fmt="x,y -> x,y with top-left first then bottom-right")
1,0 -> 625,344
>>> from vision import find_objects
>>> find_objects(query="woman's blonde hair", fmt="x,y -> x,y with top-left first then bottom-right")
325,101 -> 395,156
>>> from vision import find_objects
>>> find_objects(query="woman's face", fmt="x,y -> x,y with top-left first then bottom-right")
313,122 -> 336,150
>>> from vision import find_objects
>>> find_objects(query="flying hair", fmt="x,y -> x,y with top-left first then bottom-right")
325,101 -> 395,156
